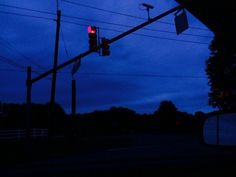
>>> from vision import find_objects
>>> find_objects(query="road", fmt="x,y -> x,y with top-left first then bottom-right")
1,134 -> 236,177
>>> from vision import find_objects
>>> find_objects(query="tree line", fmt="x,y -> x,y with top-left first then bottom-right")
0,101 -> 206,137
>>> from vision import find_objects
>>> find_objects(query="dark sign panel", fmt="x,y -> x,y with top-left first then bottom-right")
72,59 -> 81,75
174,10 -> 189,35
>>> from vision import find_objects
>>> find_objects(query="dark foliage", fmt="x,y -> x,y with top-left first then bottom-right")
66,101 -> 204,138
0,103 -> 66,133
0,101 -> 207,138
206,37 -> 236,111
154,100 -> 178,130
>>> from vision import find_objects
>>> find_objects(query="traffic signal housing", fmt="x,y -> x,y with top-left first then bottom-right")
101,37 -> 110,56
88,26 -> 98,51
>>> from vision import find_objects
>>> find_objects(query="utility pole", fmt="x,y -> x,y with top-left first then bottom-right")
51,10 -> 61,105
216,112 -> 220,145
26,66 -> 32,140
49,9 -> 61,136
72,79 -> 76,117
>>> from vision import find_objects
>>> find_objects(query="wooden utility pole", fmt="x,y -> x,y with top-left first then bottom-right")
50,10 -> 61,105
26,66 -> 32,140
216,112 -> 220,145
72,79 -> 76,117
49,9 -> 61,136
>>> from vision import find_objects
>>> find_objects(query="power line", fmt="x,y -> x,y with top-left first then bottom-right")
132,33 -> 209,45
83,72 -> 207,79
0,56 -> 52,78
0,7 -> 210,50
61,26 -> 70,58
0,8 -> 210,45
99,26 -> 209,45
0,3 -> 55,15
0,10 -> 54,21
0,36 -> 47,70
0,68 -> 26,72
0,56 -> 44,75
62,14 -> 212,38
62,0 -> 146,20
0,68 -> 207,79
0,3 -> 212,38
0,55 -> 26,70
62,20 -> 209,45
61,0 -> 210,31
57,71 -> 207,79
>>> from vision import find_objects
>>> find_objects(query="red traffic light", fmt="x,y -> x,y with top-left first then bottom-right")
88,26 -> 97,51
88,26 -> 97,34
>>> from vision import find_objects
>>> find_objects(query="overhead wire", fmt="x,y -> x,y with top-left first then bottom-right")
61,26 -> 70,58
0,36 -> 47,70
61,0 -> 211,31
0,56 -> 53,79
0,3 -> 55,15
0,9 -> 210,45
0,10 -> 54,21
0,3 -> 213,38
0,55 -> 26,70
0,67 -> 207,79
0,55 -> 43,75
0,68 -> 26,72
62,20 -> 209,45
61,14 -> 213,39
56,71 -> 207,79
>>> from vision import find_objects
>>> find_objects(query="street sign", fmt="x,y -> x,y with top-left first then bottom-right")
174,9 -> 189,35
72,59 -> 81,75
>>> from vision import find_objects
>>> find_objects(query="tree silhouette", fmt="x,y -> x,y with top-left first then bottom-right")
154,100 -> 178,129
206,37 -> 236,111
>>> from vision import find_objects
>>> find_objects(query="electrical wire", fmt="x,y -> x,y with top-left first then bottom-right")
132,33 -> 209,45
0,9 -> 210,45
61,26 -> 70,58
62,14 -> 212,38
0,3 -> 213,38
0,10 -> 54,21
61,0 -> 210,31
0,68 -> 207,79
0,68 -> 26,72
0,56 -> 53,79
62,20 -> 209,45
56,71 -> 207,79
0,36 -> 47,70
0,56 -> 42,75
0,55 -> 26,70
0,3 -> 55,15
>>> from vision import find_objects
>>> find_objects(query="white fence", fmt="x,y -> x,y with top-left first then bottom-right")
0,129 -> 48,141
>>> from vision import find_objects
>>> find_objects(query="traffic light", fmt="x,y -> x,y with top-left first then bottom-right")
88,26 -> 97,51
101,37 -> 110,56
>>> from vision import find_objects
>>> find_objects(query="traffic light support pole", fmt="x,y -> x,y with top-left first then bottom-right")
31,5 -> 181,84
26,66 -> 32,140
108,6 -> 180,44
72,79 -> 76,117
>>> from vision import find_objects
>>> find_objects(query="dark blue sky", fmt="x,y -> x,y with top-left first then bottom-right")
0,0 -> 215,114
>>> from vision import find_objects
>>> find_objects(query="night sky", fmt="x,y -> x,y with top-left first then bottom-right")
0,0 -> 215,114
